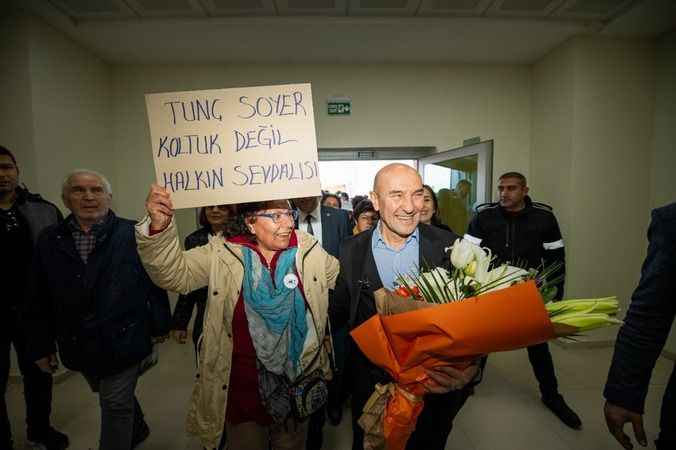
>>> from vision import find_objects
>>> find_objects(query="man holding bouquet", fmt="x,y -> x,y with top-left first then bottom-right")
331,163 -> 481,450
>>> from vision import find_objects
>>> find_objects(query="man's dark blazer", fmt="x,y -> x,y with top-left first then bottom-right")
605,202 -> 676,414
331,223 -> 472,450
297,205 -> 352,258
331,223 -> 458,329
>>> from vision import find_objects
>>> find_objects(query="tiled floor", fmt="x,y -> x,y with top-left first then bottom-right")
7,342 -> 673,450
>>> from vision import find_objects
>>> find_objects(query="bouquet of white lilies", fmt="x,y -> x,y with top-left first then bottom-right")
394,238 -> 622,335
353,238 -> 623,450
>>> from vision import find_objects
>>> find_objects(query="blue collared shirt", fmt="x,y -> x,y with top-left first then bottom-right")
371,224 -> 420,290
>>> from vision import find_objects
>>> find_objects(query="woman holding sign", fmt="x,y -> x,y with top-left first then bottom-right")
136,185 -> 339,450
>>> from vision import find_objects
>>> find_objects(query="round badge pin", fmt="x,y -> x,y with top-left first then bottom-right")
283,273 -> 299,289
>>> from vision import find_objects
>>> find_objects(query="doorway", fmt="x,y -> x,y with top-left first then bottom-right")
318,141 -> 493,234
418,141 -> 493,235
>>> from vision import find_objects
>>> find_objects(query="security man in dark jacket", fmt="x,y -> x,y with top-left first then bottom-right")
466,171 -> 581,429
604,202 -> 676,450
25,169 -> 171,450
0,146 -> 68,450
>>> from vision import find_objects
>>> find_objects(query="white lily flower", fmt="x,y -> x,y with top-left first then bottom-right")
450,238 -> 475,271
480,265 -> 529,292
469,244 -> 492,281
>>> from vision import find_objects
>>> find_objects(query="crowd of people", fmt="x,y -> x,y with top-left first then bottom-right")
1,142 -> 674,450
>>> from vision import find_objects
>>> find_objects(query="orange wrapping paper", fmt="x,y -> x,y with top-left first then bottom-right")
350,281 -> 555,450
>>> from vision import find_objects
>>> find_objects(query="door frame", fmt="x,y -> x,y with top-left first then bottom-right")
418,140 -> 494,205
318,146 -> 436,161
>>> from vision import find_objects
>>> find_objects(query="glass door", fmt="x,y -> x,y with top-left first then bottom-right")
418,141 -> 493,235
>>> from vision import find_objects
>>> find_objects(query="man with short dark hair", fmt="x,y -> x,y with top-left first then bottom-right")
25,169 -> 171,450
0,145 -> 67,450
466,171 -> 582,429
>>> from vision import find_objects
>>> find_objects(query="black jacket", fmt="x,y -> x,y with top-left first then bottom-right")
3,187 -> 62,311
604,203 -> 676,414
26,212 -> 171,376
467,196 -> 566,299
319,205 -> 352,258
14,187 -> 63,247
331,223 -> 459,330
171,226 -> 210,343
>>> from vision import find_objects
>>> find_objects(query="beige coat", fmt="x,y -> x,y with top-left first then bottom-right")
135,217 -> 339,449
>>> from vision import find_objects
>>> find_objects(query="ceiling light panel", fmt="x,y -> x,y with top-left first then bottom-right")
348,0 -> 422,16
201,0 -> 275,16
277,0 -> 347,16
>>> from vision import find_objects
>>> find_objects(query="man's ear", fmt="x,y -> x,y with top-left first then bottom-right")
369,192 -> 380,212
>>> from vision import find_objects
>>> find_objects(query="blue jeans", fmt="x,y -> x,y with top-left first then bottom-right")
84,363 -> 143,450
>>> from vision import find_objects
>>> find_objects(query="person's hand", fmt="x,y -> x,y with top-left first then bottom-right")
145,184 -> 174,231
422,363 -> 479,394
152,334 -> 169,344
35,354 -> 59,374
604,401 -> 647,449
171,329 -> 188,344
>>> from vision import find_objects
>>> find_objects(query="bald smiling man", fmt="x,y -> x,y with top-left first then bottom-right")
330,163 -> 483,450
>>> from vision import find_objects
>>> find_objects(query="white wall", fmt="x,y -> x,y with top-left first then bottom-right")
530,39 -> 575,245
26,16 -> 113,211
532,37 -> 656,341
0,15 -> 37,190
568,37 -> 655,303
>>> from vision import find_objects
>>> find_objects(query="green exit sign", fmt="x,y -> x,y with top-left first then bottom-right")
328,101 -> 351,116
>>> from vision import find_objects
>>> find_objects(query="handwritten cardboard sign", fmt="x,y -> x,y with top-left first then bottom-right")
145,83 -> 320,209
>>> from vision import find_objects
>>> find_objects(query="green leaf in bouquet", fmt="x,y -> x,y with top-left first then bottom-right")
546,297 -> 619,317
551,312 -> 623,332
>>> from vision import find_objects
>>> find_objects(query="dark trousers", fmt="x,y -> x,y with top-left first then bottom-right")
1,309 -> 54,446
84,363 -> 144,450
656,362 -> 676,450
306,406 -> 325,450
527,342 -> 559,398
350,383 -> 469,450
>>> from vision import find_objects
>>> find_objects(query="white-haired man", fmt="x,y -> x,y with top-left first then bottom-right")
25,170 -> 171,450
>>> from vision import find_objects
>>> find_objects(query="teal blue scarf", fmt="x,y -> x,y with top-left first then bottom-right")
241,246 -> 309,381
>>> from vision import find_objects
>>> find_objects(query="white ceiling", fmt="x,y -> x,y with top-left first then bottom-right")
13,0 -> 676,64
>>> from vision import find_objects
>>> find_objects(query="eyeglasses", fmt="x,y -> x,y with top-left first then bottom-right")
252,210 -> 299,224
69,186 -> 108,198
